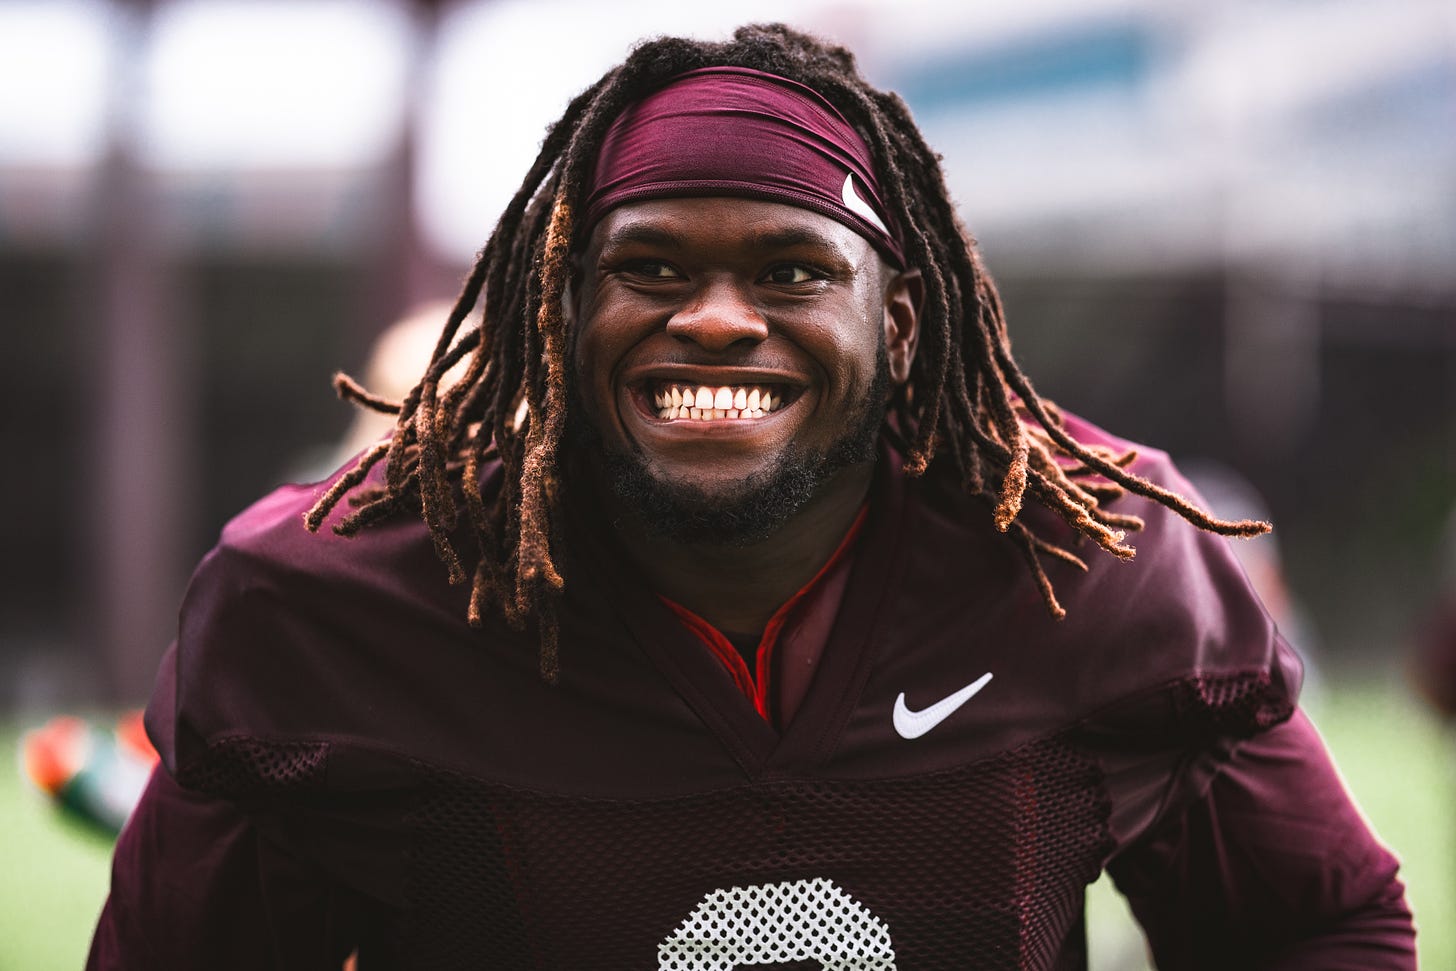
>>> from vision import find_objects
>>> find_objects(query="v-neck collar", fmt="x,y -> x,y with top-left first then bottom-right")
657,503 -> 868,728
576,446 -> 912,780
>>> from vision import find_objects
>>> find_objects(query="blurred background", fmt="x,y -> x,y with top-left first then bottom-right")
1,0 -> 1452,966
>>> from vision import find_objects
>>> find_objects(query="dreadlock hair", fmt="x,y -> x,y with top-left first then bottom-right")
305,23 -> 1269,682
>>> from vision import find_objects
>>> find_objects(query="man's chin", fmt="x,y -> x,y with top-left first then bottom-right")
601,452 -> 831,547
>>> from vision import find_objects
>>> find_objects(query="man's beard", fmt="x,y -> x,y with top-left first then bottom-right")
572,348 -> 889,547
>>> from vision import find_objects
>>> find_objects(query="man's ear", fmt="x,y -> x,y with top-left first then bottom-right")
883,267 -> 922,385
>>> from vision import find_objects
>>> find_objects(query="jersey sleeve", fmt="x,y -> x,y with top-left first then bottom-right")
88,764 -> 370,970
93,480 -> 436,966
1106,709 -> 1415,969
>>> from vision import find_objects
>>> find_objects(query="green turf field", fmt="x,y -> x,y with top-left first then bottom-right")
1,717 -> 116,971
1317,676 -> 1455,969
2,677 -> 1451,969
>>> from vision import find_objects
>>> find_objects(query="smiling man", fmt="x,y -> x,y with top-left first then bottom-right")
91,24 -> 1414,970
572,195 -> 916,644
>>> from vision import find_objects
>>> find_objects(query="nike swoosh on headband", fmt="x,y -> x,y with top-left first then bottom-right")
893,673 -> 994,740
841,174 -> 890,235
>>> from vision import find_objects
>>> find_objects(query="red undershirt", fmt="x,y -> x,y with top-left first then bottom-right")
659,507 -> 867,729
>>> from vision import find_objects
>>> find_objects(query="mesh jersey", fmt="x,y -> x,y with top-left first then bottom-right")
99,419 -> 1378,970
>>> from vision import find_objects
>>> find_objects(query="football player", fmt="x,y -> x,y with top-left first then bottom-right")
90,24 -> 1414,970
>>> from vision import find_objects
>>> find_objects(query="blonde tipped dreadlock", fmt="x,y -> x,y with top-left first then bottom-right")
305,24 -> 1268,680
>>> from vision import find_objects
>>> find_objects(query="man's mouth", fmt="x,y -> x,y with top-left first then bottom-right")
645,382 -> 794,422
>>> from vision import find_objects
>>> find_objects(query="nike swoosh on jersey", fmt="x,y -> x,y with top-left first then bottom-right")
892,672 -> 994,740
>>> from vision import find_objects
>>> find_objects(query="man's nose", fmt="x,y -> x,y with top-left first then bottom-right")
665,278 -> 769,353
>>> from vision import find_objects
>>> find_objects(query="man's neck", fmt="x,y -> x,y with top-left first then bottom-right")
602,462 -> 874,635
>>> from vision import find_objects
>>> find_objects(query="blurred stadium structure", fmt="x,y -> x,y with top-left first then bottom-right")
0,0 -> 1452,710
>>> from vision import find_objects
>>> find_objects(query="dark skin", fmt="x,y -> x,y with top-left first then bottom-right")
572,198 -> 921,634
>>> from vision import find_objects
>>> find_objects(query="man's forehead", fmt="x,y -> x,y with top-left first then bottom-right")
590,198 -> 870,254
582,197 -> 885,276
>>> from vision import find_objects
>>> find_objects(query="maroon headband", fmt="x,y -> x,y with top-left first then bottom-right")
583,66 -> 905,266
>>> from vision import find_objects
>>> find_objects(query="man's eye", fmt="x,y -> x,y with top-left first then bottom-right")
764,265 -> 815,285
627,260 -> 680,279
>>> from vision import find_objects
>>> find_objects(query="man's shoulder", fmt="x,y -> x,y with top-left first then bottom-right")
154,456 -> 532,780
887,413 -> 1297,737
905,410 -> 1195,582
186,449 -> 524,653
199,450 -> 514,607
209,459 -> 432,583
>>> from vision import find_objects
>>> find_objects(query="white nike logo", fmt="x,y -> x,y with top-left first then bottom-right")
841,173 -> 890,235
892,673 -> 993,740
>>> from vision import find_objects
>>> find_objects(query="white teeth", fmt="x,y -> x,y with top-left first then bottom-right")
652,383 -> 788,421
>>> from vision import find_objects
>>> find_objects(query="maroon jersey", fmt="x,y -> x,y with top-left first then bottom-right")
91,417 -> 1413,969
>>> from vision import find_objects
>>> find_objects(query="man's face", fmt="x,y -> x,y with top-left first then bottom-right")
569,197 -> 919,543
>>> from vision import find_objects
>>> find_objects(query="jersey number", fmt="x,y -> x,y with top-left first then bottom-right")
657,877 -> 897,970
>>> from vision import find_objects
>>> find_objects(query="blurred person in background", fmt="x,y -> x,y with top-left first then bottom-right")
328,299 -> 475,472
1413,507 -> 1456,719
89,24 -> 1414,969
1181,460 -> 1325,710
